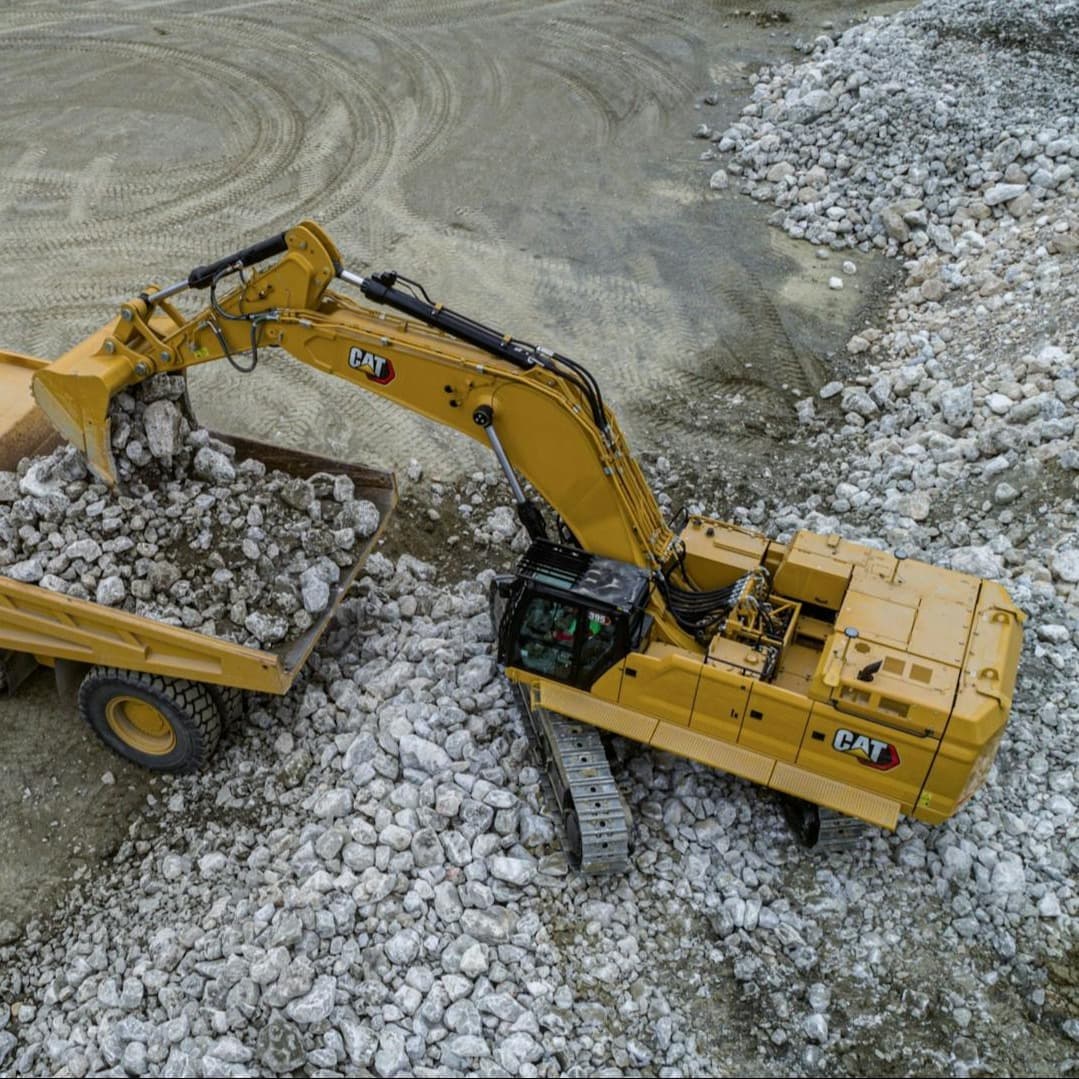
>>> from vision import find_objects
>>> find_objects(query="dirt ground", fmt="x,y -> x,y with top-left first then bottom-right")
0,0 -> 908,929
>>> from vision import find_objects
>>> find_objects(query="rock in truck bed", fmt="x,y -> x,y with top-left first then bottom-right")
0,376 -> 381,650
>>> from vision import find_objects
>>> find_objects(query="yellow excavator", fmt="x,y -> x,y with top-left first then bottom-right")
5,221 -> 1024,866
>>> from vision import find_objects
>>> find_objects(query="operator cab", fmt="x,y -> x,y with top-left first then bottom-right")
493,540 -> 652,690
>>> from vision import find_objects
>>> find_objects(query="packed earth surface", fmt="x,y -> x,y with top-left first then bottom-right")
2,1 -> 1079,1077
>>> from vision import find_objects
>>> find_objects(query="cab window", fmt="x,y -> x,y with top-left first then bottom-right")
578,608 -> 619,685
514,595 -> 578,682
512,595 -> 625,688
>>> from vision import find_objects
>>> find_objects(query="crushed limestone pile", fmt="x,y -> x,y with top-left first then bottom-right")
707,0 -> 1079,256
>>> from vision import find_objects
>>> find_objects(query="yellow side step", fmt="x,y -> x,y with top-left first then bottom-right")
528,675 -> 902,832
652,721 -> 774,785
537,679 -> 659,743
770,761 -> 900,831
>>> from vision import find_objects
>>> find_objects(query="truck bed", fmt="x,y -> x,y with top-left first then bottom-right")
0,352 -> 396,695
0,350 -> 58,469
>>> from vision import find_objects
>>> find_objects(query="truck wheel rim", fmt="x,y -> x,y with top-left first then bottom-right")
105,696 -> 177,755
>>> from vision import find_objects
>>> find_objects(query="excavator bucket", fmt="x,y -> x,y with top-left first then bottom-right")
18,220 -> 347,486
26,318 -> 145,486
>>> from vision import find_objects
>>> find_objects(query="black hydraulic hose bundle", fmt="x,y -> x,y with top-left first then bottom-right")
656,572 -> 753,638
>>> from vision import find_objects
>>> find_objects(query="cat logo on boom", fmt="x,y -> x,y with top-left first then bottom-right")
832,728 -> 900,771
348,347 -> 395,385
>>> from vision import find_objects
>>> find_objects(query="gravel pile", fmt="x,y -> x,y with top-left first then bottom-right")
1,2 -> 1078,1076
0,552 -> 1074,1077
706,0 -> 1079,256
0,377 -> 381,649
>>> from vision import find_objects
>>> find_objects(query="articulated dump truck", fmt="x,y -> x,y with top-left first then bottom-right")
0,222 -> 1025,866
0,348 -> 396,770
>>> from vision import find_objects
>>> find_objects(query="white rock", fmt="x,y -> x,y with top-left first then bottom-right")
373,1027 -> 405,1079
142,400 -> 183,459
244,611 -> 289,644
897,491 -> 931,521
1052,549 -> 1079,583
18,459 -> 64,498
399,734 -> 452,775
488,856 -> 537,887
301,575 -> 331,614
65,538 -> 102,563
339,1017 -> 377,1067
1038,893 -> 1062,918
385,928 -> 421,966
313,788 -> 352,820
984,182 -> 1028,206
198,852 -> 226,877
286,975 -> 337,1024
444,1034 -> 490,1060
95,576 -> 126,607
947,546 -> 1003,579
458,943 -> 488,977
6,558 -> 44,583
841,388 -> 877,417
343,499 -> 380,537
990,856 -> 1026,896
939,384 -> 974,429
193,446 -> 236,484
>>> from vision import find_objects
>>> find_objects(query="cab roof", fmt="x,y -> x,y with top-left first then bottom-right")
516,539 -> 651,613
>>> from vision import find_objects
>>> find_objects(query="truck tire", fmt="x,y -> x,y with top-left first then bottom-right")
77,667 -> 222,773
209,683 -> 247,726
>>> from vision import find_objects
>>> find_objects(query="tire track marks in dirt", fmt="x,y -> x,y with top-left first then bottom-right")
1,0 -> 869,477
67,154 -> 116,225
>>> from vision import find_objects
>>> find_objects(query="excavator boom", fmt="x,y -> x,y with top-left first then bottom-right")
32,221 -> 678,575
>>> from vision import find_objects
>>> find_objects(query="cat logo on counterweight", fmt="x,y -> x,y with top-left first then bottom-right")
832,727 -> 900,771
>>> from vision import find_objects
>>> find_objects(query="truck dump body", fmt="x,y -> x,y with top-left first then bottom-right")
0,351 -> 58,470
0,353 -> 396,695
